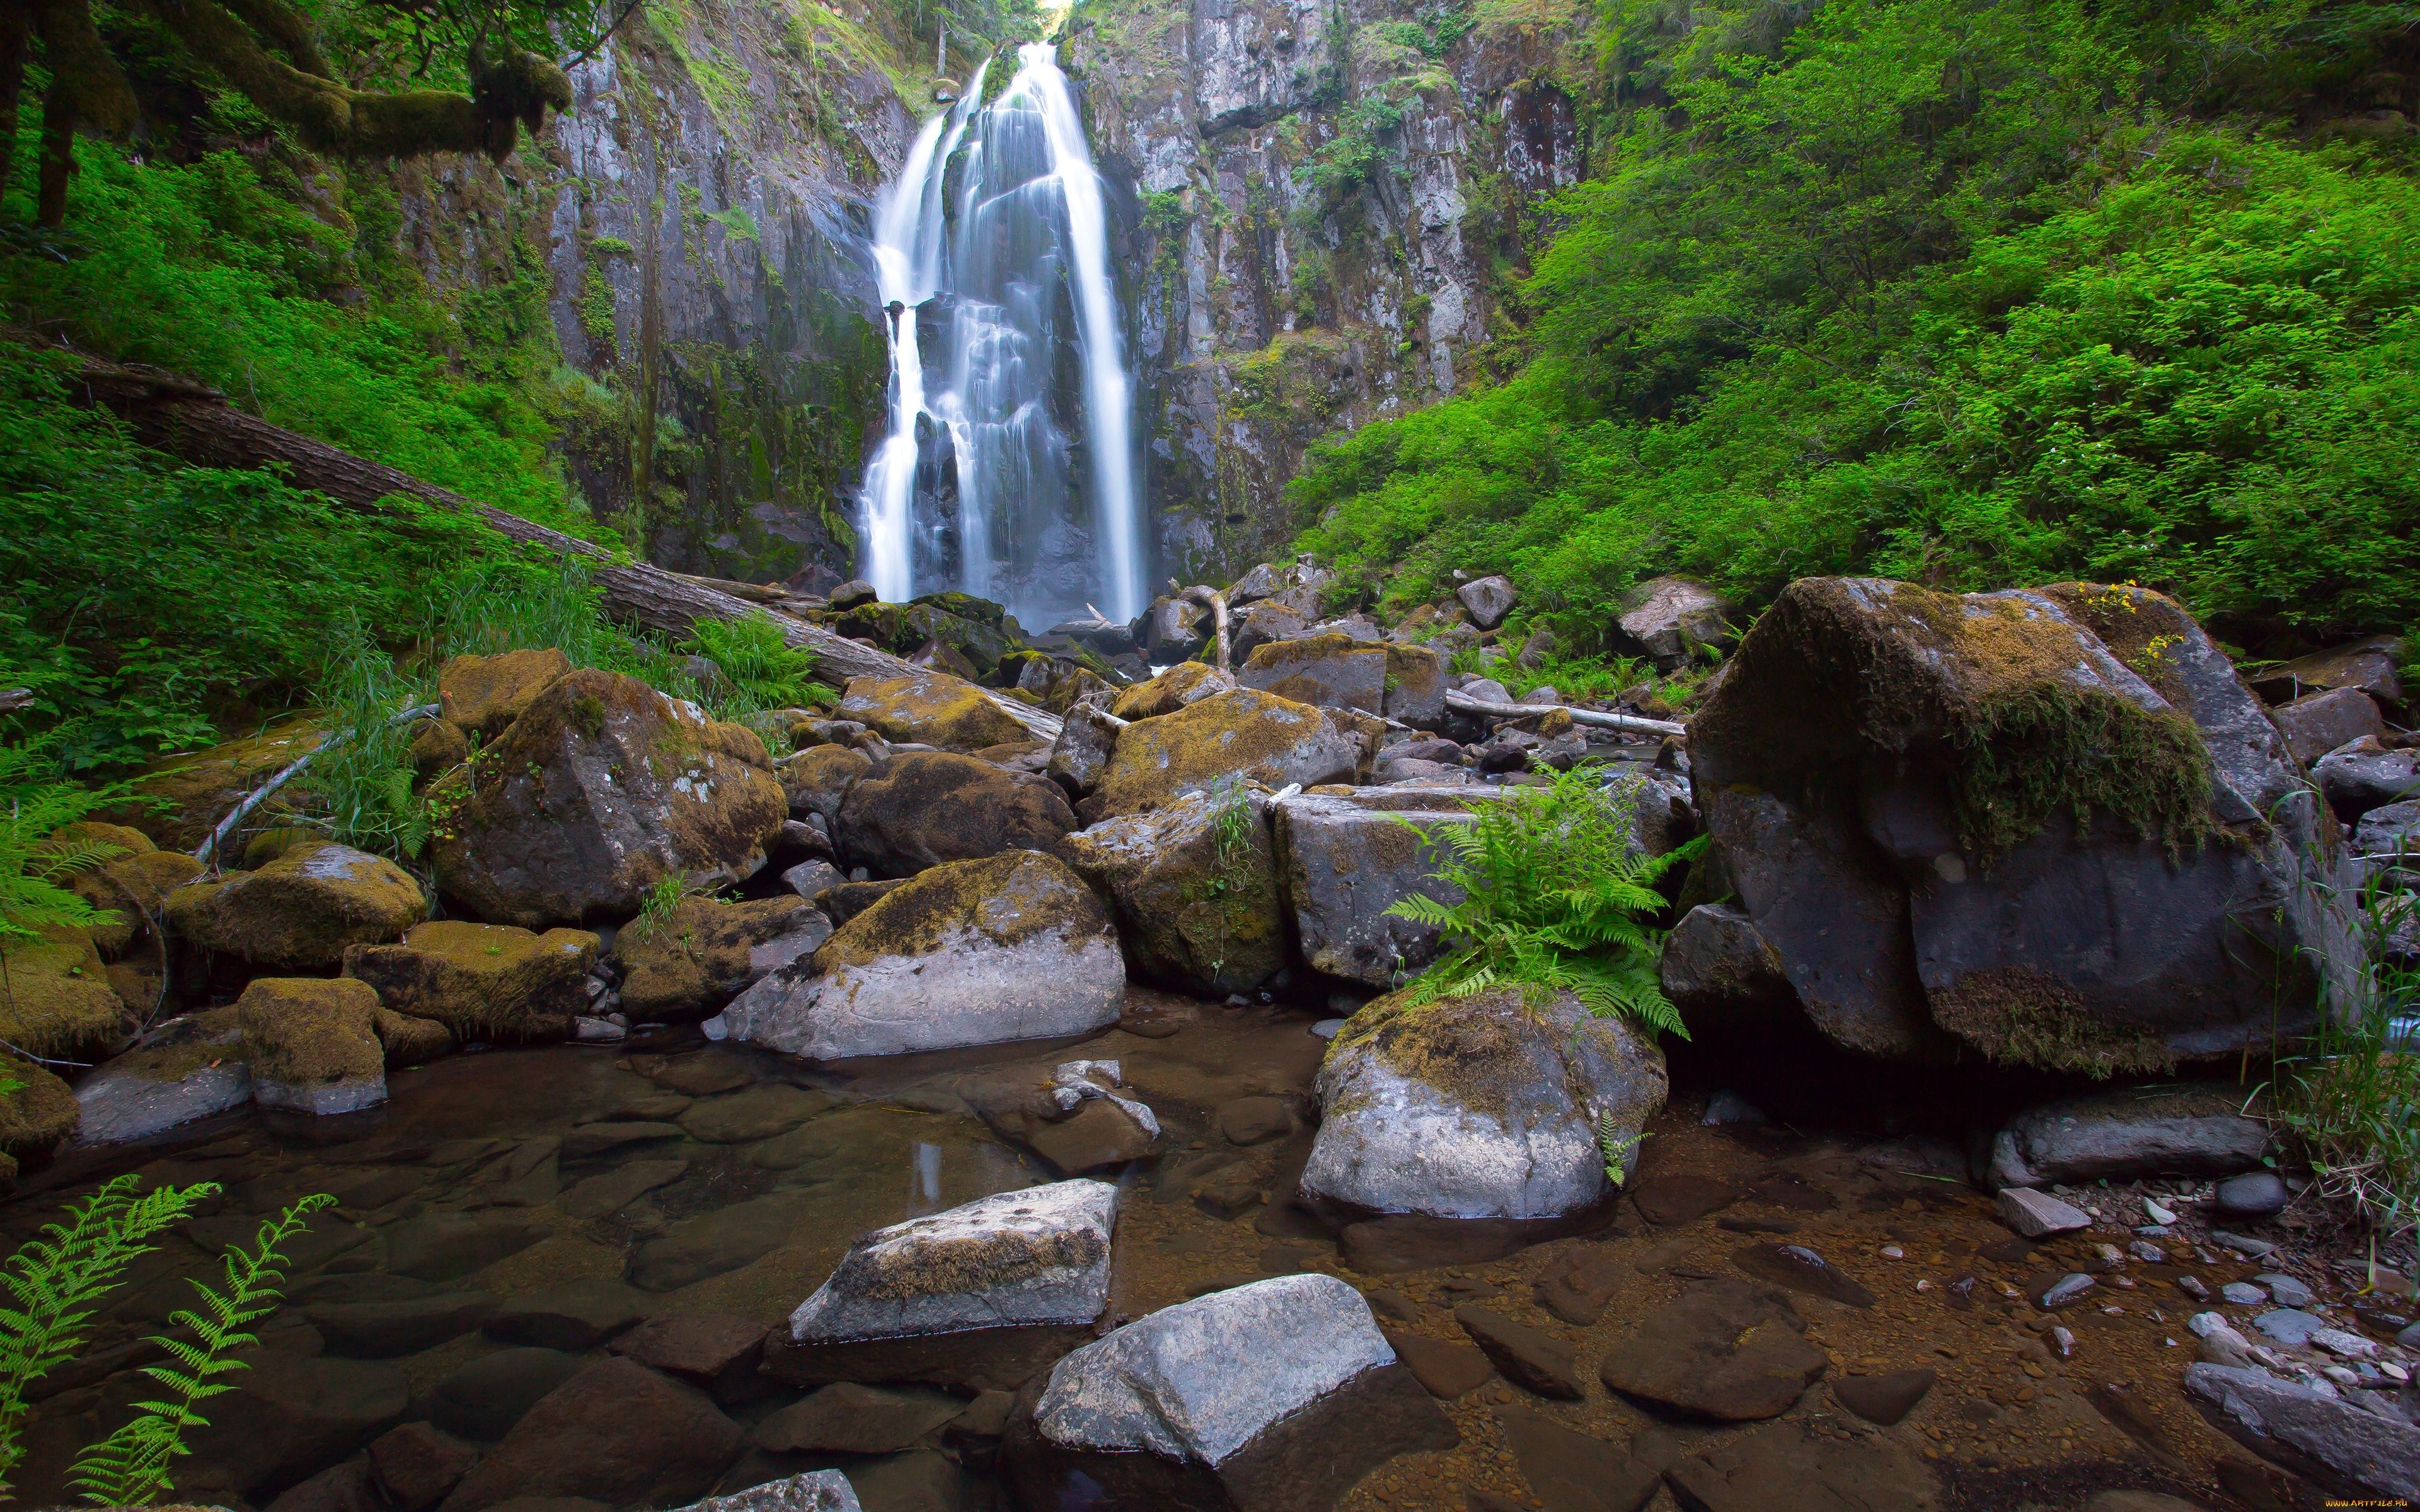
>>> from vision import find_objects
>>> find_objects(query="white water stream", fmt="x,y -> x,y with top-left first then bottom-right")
856,44 -> 1145,627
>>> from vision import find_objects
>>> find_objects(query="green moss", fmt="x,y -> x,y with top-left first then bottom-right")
579,268 -> 619,355
1927,966 -> 2176,1077
1948,680 -> 2215,863
572,693 -> 608,738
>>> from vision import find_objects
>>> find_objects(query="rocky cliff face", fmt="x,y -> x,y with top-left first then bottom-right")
386,0 -> 933,581
1066,0 -> 1589,587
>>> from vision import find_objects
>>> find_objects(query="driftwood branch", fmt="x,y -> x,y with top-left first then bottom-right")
1445,691 -> 1685,741
195,702 -> 442,865
26,334 -> 1064,745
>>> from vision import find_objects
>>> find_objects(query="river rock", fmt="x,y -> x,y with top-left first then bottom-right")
1002,1273 -> 1456,1512
836,752 -> 1077,878
2316,735 -> 2420,821
429,1348 -> 584,1441
1613,577 -> 1736,672
373,1009 -> 455,1067
1995,1188 -> 2092,1238
238,976 -> 388,1116
2215,1170 -> 2290,1217
190,1351 -> 410,1499
1658,903 -> 1802,1037
481,1280 -> 648,1351
1089,689 -> 1363,819
436,1357 -> 742,1512
166,840 -> 427,971
344,920 -> 599,1043
367,1421 -> 480,1512
1690,578 -> 2354,1070
2351,799 -> 2420,879
1987,1084 -> 2271,1189
780,743 -> 873,827
715,851 -> 1124,1060
386,1212 -> 550,1283
1139,595 -> 1211,662
0,1062 -> 79,1161
1112,662 -> 1236,721
676,1082 -> 825,1142
613,1312 -> 774,1401
1455,1307 -> 1582,1399
1598,1281 -> 1826,1421
626,1191 -> 814,1291
430,669 -> 786,928
557,1157 -> 687,1220
1301,985 -> 1667,1220
672,1470 -> 863,1512
2273,687 -> 2386,767
1455,576 -> 1517,631
437,648 -> 573,738
2185,1362 -> 2420,1500
1044,698 -> 1124,799
768,1181 -> 1117,1391
613,896 -> 829,1021
964,1062 -> 1161,1174
72,1009 -> 254,1145
753,1383 -> 963,1453
1272,789 -> 1483,987
1231,598 -> 1312,661
1238,634 -> 1389,715
0,925 -> 126,1063
1835,1368 -> 1937,1426
836,672 -> 1028,752
1664,1422 -> 1939,1512
64,837 -> 202,959
2250,634 -> 2406,707
308,1292 -> 497,1358
1063,786 -> 1286,997
1382,644 -> 1449,728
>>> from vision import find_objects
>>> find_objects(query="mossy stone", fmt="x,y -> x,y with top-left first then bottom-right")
166,840 -> 427,970
1063,788 -> 1284,997
0,926 -> 128,1062
814,850 -> 1110,971
68,849 -> 203,959
344,919 -> 599,1041
837,672 -> 1029,753
438,647 -> 574,738
614,895 -> 821,1021
0,1060 -> 80,1157
1109,662 -> 1233,721
373,1008 -> 457,1067
238,976 -> 386,1086
1090,689 -> 1363,818
120,718 -> 326,852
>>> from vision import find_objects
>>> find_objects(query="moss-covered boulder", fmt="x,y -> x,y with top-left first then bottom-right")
836,673 -> 1030,753
613,896 -> 831,1022
166,840 -> 427,971
411,718 -> 471,779
1382,644 -> 1448,728
0,1062 -> 81,1161
119,718 -> 326,852
430,668 -> 787,927
1301,986 -> 1668,1220
0,926 -> 130,1063
779,743 -> 874,828
1109,663 -> 1233,722
374,1008 -> 456,1067
1063,789 -> 1286,998
238,976 -> 387,1115
1690,578 -> 2353,1072
717,851 -> 1124,1060
439,648 -> 573,739
68,845 -> 204,960
1237,634 -> 1388,715
1089,689 -> 1364,820
836,753 -> 1078,879
344,920 -> 599,1041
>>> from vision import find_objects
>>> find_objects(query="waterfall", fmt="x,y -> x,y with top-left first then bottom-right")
855,44 -> 1146,627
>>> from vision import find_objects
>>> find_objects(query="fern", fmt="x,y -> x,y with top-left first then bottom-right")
0,746 -> 126,949
0,1176 -> 221,1495
1596,1109 -> 1646,1185
1385,763 -> 1703,1034
683,612 -> 834,720
69,1193 -> 335,1506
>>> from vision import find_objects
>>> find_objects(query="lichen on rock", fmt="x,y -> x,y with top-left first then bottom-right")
166,839 -> 427,971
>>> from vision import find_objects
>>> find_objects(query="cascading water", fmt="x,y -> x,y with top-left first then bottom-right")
856,44 -> 1146,628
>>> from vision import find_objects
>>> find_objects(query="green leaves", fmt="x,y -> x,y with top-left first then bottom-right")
1383,764 -> 1700,1034
0,745 -> 129,949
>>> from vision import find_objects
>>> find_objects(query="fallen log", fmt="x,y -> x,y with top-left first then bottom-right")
1445,690 -> 1685,741
30,335 -> 1063,743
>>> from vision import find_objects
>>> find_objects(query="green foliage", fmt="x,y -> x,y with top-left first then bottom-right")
305,624 -> 440,859
0,1176 -> 221,1496
1594,1110 -> 1645,1185
681,612 -> 834,720
1293,0 -> 2420,653
1385,765 -> 1702,1033
1296,97 -> 1408,215
69,1193 -> 336,1506
0,747 -> 126,948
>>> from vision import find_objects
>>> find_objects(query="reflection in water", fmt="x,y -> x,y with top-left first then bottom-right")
911,1140 -> 945,1214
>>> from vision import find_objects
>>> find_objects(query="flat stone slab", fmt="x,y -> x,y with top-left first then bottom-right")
1996,1188 -> 2092,1238
1599,1281 -> 1828,1421
1834,1368 -> 1937,1426
1666,1421 -> 1939,1512
2186,1363 -> 2420,1500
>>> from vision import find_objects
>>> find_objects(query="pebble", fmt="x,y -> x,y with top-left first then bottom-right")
2049,1326 -> 2075,1359
2213,1230 -> 2278,1259
2041,1274 -> 2097,1309
2214,1171 -> 2290,1218
2143,1197 -> 2179,1225
1879,1245 -> 1903,1259
2221,1281 -> 2268,1305
2383,1361 -> 2411,1383
573,1016 -> 627,1043
2402,1320 -> 2420,1349
2135,1225 -> 2171,1238
2254,1273 -> 2313,1308
2310,1327 -> 2378,1360
2175,1275 -> 2209,1301
2322,1365 -> 2361,1387
2129,1241 -> 2165,1263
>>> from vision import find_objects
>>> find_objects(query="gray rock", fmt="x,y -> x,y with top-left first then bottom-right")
1659,903 -> 1801,1037
782,858 -> 846,902
2308,1327 -> 2376,1360
1995,1188 -> 2091,1238
2255,1273 -> 2314,1309
1141,596 -> 1211,662
1006,1273 -> 1456,1511
1044,699 -> 1124,799
2221,1282 -> 2268,1305
1063,788 -> 1286,999
2351,800 -> 2420,881
2254,1309 -> 2327,1345
71,1055 -> 253,1147
1238,634 -> 1389,714
1382,644 -> 1449,729
1455,576 -> 1517,631
1230,599 -> 1311,661
1271,788 -> 1487,987
1301,985 -> 1667,1220
308,1292 -> 497,1357
2215,1230 -> 2279,1257
716,851 -> 1124,1060
2316,736 -> 2420,821
1988,1084 -> 2270,1189
434,1356 -> 742,1511
2216,1171 -> 2290,1217
672,1470 -> 861,1512
2185,1362 -> 2420,1499
1611,577 -> 1735,672
1460,677 -> 1511,705
2041,1274 -> 2098,1309
2273,686 -> 2386,767
626,1193 -> 814,1292
2250,634 -> 2406,707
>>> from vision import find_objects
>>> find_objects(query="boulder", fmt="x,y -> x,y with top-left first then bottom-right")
2185,1363 -> 2419,1501
1230,559 -> 1335,609
367,1421 -> 480,1512
1658,904 -> 1802,1038
2316,735 -> 2420,821
429,1348 -> 585,1441
779,743 -> 873,827
1612,578 -> 1736,672
836,752 -> 1077,878
63,835 -> 202,959
1139,596 -> 1211,663
482,1280 -> 650,1351
1271,789 -> 1483,987
167,841 -> 426,971
1455,576 -> 1517,631
1382,644 -> 1448,728
1090,688 -> 1363,820
716,851 -> 1123,1060
2249,634 -> 2404,708
836,672 -> 1027,753
0,1061 -> 79,1160
1986,1084 -> 2270,1189
437,648 -> 573,739
1003,1273 -> 1456,1512
671,1470 -> 862,1512
1231,600 -> 1311,662
1044,699 -> 1124,799
430,669 -> 786,928
343,921 -> 599,1042
964,1062 -> 1161,1174
72,1010 -> 254,1145
2272,687 -> 2385,767
1237,634 -> 1388,715
2352,799 -> 2420,883
613,896 -> 830,1022
1690,578 -> 2355,1070
409,719 -> 470,780
0,925 -> 125,1062
238,976 -> 388,1116
829,579 -> 878,610
1301,985 -> 1668,1220
122,717 -> 325,852
435,1357 -> 742,1512
1111,662 -> 1235,722
1063,788 -> 1286,997
769,1181 -> 1117,1391
187,1351 -> 410,1500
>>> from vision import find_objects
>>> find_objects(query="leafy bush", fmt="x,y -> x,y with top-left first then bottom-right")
1385,765 -> 1702,1033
